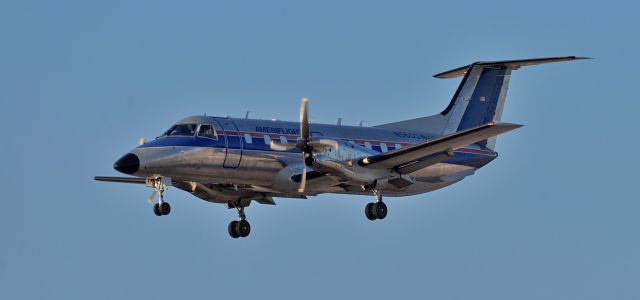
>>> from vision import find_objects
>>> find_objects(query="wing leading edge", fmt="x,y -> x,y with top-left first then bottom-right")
358,122 -> 522,170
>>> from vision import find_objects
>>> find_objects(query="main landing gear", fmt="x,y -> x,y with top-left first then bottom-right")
365,189 -> 387,221
228,205 -> 251,238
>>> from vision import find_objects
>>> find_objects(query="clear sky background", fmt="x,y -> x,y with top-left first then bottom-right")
1,1 -> 639,299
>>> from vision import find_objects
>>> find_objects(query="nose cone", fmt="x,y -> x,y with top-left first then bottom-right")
113,153 -> 140,175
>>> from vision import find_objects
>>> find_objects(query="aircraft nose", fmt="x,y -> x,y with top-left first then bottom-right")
113,153 -> 140,175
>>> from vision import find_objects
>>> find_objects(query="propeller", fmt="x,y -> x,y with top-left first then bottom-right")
297,97 -> 311,193
269,97 -> 337,193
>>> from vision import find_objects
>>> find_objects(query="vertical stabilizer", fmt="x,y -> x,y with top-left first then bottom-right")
375,56 -> 588,149
438,64 -> 512,148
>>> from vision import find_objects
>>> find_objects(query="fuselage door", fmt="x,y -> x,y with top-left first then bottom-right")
215,118 -> 243,168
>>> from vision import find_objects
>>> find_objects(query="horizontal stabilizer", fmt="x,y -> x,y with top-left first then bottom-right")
433,56 -> 590,79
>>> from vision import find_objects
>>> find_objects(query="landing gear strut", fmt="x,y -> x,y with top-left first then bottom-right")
365,189 -> 387,221
228,206 -> 251,238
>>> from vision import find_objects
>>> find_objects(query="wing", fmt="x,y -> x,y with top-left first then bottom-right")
358,122 -> 522,171
94,176 -> 301,205
94,176 -> 147,184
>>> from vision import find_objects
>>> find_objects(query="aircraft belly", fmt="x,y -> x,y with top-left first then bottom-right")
408,163 -> 476,182
387,163 -> 475,196
331,180 -> 460,197
316,163 -> 475,197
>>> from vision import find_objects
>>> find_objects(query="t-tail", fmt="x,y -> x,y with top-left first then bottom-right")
375,56 -> 589,149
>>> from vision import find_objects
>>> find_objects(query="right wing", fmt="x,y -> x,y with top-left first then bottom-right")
358,122 -> 522,171
94,176 -> 302,205
94,176 -> 146,184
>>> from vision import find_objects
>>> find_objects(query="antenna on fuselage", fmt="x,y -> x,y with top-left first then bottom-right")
359,120 -> 363,127
245,111 -> 251,119
337,118 -> 342,126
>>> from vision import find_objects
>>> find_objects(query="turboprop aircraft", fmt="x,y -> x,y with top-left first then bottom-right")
96,56 -> 586,238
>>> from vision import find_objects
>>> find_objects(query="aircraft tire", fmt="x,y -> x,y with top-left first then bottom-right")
228,221 -> 240,238
153,203 -> 162,216
365,203 -> 377,220
237,220 -> 251,237
375,202 -> 387,219
160,202 -> 171,215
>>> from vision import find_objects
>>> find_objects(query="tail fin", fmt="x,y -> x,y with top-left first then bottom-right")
375,56 -> 589,149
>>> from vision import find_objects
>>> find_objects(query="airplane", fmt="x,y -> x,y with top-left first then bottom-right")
95,56 -> 587,238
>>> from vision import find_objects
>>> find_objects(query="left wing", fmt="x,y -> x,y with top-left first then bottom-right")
358,122 -> 522,170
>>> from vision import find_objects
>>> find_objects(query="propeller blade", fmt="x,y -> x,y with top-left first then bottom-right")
298,163 -> 307,193
297,97 -> 311,193
147,190 -> 159,204
300,97 -> 309,142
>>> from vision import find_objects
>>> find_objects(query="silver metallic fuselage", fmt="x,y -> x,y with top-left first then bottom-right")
124,115 -> 497,198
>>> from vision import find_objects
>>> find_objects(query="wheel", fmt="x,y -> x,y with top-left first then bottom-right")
153,203 -> 162,216
365,203 -> 377,220
228,221 -> 240,238
375,202 -> 387,219
236,220 -> 251,237
160,202 -> 171,215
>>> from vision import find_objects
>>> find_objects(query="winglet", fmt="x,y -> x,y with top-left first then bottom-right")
433,56 -> 591,79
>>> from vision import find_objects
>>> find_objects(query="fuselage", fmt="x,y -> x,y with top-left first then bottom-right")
115,115 -> 497,197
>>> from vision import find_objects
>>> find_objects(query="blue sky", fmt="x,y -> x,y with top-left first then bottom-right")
1,0 -> 639,299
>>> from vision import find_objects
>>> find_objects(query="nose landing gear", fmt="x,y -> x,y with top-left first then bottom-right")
147,177 -> 171,217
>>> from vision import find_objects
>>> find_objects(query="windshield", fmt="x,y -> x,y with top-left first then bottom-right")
163,124 -> 197,136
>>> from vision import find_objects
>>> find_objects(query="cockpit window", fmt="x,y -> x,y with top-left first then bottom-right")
163,124 -> 197,136
197,124 -> 218,140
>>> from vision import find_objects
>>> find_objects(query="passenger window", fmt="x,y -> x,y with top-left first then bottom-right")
197,124 -> 218,140
364,142 -> 372,150
279,136 -> 287,144
380,143 -> 388,152
244,133 -> 253,144
264,135 -> 271,145
395,143 -> 402,149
